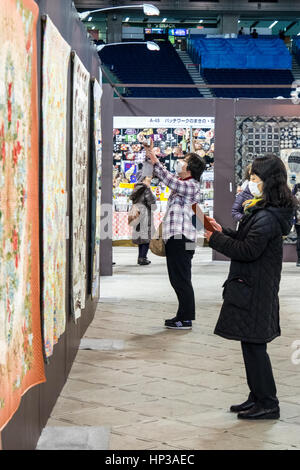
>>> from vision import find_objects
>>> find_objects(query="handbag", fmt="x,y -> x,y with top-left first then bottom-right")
150,222 -> 166,257
128,204 -> 140,226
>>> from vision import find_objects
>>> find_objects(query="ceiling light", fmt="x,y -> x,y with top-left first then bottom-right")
297,32 -> 300,36
97,41 -> 160,52
92,26 -> 95,30
143,4 -> 160,16
88,16 -> 92,21
125,17 -> 130,22
79,4 -> 160,21
162,18 -> 167,23
269,21 -> 278,29
199,20 -> 203,23
146,41 -> 160,51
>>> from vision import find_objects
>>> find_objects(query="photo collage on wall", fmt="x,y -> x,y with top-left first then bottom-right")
113,124 -> 215,182
112,117 -> 215,217
235,116 -> 300,243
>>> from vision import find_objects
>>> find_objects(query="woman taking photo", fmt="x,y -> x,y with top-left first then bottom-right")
205,154 -> 295,420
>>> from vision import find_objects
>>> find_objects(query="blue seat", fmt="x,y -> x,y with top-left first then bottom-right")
99,41 -> 203,98
201,68 -> 294,98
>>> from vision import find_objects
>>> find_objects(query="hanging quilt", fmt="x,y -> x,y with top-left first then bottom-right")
72,54 -> 90,320
0,0 -> 45,431
91,79 -> 102,300
235,116 -> 300,244
42,16 -> 70,357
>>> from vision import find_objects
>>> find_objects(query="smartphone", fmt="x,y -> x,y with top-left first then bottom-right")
192,203 -> 216,232
142,138 -> 151,148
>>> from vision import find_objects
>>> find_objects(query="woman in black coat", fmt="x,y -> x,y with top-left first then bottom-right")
130,176 -> 157,265
205,154 -> 295,420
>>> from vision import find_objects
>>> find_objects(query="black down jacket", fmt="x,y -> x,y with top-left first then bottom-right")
209,206 -> 293,343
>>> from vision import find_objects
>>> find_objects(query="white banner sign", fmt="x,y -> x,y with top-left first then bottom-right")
114,116 -> 215,129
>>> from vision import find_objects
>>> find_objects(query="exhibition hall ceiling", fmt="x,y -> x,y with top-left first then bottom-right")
74,1 -> 300,35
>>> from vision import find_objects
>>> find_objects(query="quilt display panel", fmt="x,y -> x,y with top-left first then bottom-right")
235,116 -> 300,243
72,54 -> 90,319
0,0 -> 45,431
91,79 -> 102,300
42,16 -> 70,357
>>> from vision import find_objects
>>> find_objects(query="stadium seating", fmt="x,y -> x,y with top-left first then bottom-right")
188,37 -> 292,69
293,38 -> 300,66
201,68 -> 294,98
98,41 -> 202,98
187,37 -> 293,98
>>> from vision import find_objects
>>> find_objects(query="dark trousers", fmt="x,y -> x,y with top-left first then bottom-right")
165,236 -> 195,321
138,243 -> 149,259
241,342 -> 279,409
296,224 -> 300,258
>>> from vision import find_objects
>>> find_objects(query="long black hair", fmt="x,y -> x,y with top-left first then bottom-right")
251,153 -> 295,208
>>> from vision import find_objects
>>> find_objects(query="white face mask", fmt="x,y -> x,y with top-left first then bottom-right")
249,180 -> 263,198
175,159 -> 185,175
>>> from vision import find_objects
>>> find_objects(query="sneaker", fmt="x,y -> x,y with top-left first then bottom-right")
165,318 -> 192,330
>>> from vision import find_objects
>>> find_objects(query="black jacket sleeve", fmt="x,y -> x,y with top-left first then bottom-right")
222,227 -> 238,238
209,212 -> 276,262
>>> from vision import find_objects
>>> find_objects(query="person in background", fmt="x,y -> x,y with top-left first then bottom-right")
251,28 -> 258,39
292,182 -> 300,266
145,139 -> 206,330
279,30 -> 285,41
237,164 -> 252,194
232,164 -> 253,223
130,176 -> 157,266
238,27 -> 244,36
204,153 -> 214,168
205,154 -> 295,420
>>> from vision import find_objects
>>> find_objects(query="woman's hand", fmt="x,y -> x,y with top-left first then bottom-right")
204,230 -> 213,241
207,217 -> 222,232
144,138 -> 159,165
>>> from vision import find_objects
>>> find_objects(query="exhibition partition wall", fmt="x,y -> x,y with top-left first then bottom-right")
112,97 -> 300,262
1,0 -> 102,450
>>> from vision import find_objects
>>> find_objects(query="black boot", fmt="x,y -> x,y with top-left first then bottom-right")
237,403 -> 280,420
138,258 -> 151,265
297,258 -> 300,267
230,398 -> 255,413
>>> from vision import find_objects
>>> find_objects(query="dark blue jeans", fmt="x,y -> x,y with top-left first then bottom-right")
138,243 -> 149,259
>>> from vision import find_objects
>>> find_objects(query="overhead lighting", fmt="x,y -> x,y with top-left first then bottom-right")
143,4 -> 160,16
199,20 -> 203,23
146,41 -> 160,51
162,18 -> 167,23
297,32 -> 300,36
125,17 -> 130,22
92,26 -> 95,30
238,20 -> 241,24
269,20 -> 278,29
97,41 -> 160,52
88,16 -> 92,22
79,4 -> 160,21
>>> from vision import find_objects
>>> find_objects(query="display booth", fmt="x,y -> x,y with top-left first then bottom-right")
112,116 -> 214,242
105,97 -> 300,264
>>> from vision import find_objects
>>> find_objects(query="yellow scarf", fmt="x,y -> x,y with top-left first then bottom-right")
243,197 -> 263,215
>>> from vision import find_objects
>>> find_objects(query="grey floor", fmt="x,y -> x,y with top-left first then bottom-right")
38,246 -> 300,450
